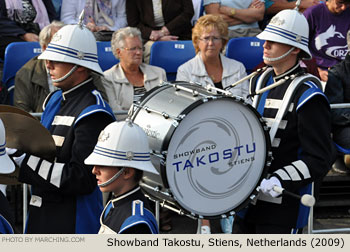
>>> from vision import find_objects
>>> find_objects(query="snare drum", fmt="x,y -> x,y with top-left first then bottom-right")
132,82 -> 271,218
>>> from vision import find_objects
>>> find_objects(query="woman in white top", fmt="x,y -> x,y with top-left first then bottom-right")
102,27 -> 166,120
176,14 -> 249,101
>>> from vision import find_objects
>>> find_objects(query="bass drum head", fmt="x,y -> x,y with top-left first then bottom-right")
166,97 -> 268,217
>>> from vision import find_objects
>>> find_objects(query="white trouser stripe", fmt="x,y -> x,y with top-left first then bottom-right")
284,165 -> 302,181
292,160 -> 311,179
27,155 -> 40,171
274,169 -> 291,181
52,116 -> 75,126
50,163 -> 65,188
38,160 -> 51,180
52,135 -> 65,147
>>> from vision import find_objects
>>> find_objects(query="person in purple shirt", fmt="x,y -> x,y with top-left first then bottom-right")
304,0 -> 350,82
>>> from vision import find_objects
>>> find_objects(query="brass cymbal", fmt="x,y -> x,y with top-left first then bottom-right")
0,105 -> 37,120
0,113 -> 56,161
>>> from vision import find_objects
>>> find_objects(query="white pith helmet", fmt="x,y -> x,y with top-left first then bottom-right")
38,11 -> 103,74
85,120 -> 159,175
257,9 -> 312,60
0,119 -> 15,174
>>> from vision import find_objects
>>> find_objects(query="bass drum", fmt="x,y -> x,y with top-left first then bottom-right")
132,82 -> 271,218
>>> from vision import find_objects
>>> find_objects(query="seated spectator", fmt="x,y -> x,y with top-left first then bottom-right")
324,30 -> 350,173
203,0 -> 265,38
304,0 -> 350,82
102,27 -> 166,120
260,0 -> 319,29
177,14 -> 249,100
14,20 -> 64,113
126,0 -> 194,63
0,0 -> 57,60
60,0 -> 127,41
177,14 -> 249,234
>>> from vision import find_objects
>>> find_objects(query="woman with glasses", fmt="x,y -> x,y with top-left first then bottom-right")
102,26 -> 166,121
176,14 -> 249,100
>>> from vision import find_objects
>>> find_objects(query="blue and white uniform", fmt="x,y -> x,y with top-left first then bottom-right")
18,79 -> 115,234
98,187 -> 158,234
0,191 -> 14,234
241,64 -> 334,232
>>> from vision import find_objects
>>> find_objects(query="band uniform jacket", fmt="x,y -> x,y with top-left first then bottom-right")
0,191 -> 14,234
18,79 -> 115,234
98,187 -> 158,234
245,64 -> 334,228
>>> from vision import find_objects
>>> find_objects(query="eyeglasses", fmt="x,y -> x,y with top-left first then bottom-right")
199,36 -> 222,43
122,46 -> 144,52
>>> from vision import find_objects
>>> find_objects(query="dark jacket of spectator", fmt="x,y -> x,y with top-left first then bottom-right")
126,0 -> 194,41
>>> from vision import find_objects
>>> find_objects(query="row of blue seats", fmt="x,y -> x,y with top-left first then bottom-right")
1,37 -> 264,104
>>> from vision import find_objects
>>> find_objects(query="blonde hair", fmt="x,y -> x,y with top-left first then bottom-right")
192,14 -> 228,54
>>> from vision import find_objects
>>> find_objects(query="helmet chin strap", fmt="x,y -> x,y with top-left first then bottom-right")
263,47 -> 295,62
51,65 -> 78,83
98,167 -> 125,187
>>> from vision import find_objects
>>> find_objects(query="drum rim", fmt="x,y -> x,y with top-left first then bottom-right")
135,82 -> 272,219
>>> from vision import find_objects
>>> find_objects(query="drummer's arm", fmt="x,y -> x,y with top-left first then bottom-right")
17,112 -> 114,194
272,95 -> 333,192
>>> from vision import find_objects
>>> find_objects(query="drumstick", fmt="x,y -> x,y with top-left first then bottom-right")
273,186 -> 316,207
224,66 -> 267,90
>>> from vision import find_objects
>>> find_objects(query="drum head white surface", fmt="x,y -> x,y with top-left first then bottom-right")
166,98 -> 267,217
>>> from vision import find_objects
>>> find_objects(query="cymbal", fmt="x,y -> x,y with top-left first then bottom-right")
0,105 -> 37,120
0,113 -> 56,185
0,113 -> 56,161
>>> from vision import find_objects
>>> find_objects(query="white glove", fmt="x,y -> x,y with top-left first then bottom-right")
259,177 -> 282,198
5,147 -> 26,167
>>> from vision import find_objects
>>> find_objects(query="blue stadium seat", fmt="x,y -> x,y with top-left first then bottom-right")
1,42 -> 42,104
225,37 -> 264,74
96,41 -> 119,71
149,41 -> 196,81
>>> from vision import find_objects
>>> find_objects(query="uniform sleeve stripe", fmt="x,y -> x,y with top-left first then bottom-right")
52,116 -> 75,126
292,160 -> 311,179
272,138 -> 281,148
274,169 -> 291,181
38,160 -> 51,180
284,165 -> 302,181
27,156 -> 40,171
50,163 -> 65,188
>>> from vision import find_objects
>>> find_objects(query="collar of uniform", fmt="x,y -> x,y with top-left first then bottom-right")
61,77 -> 93,101
273,62 -> 302,82
110,186 -> 141,207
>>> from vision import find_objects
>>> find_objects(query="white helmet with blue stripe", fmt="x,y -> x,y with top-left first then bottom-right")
38,11 -> 102,74
85,120 -> 159,175
0,119 -> 15,174
257,8 -> 312,60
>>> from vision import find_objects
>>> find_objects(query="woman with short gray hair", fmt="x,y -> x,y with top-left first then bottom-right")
102,26 -> 167,120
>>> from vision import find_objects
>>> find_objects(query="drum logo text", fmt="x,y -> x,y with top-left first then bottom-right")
171,143 -> 256,172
